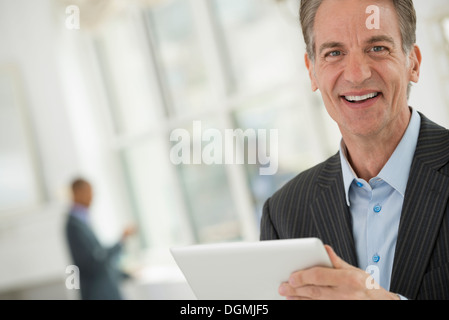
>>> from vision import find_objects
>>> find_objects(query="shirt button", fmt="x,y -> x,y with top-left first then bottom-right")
356,181 -> 363,188
373,204 -> 382,213
372,254 -> 380,263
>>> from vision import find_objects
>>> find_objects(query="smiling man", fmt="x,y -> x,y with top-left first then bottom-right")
260,0 -> 449,300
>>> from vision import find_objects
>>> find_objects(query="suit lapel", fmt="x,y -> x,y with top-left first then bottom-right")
390,114 -> 449,299
309,154 -> 358,267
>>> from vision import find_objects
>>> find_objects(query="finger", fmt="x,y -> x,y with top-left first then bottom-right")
324,245 -> 352,269
288,267 -> 344,288
279,283 -> 315,300
286,246 -> 356,288
286,295 -> 312,300
279,282 -> 295,297
280,283 -> 338,300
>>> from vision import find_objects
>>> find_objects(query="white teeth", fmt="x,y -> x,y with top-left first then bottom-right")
345,92 -> 378,102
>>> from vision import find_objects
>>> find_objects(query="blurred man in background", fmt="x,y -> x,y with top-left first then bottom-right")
65,178 -> 136,300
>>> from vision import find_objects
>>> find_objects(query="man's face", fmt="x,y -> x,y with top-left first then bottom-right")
305,0 -> 421,138
74,183 -> 93,208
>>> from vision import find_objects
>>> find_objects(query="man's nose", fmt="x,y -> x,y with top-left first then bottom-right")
343,52 -> 372,85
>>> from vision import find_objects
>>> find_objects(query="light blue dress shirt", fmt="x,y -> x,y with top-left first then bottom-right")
339,108 -> 421,292
70,203 -> 90,224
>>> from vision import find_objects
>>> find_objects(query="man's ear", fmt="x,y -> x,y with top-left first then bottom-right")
409,44 -> 422,83
304,53 -> 319,91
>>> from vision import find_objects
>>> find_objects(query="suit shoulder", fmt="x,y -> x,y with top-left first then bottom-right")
416,113 -> 449,172
260,153 -> 341,239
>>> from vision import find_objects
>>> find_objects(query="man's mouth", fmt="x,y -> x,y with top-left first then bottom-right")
343,92 -> 380,103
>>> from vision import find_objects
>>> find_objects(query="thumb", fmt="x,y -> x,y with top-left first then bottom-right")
324,245 -> 352,269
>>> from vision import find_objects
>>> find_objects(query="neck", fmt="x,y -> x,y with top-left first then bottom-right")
342,108 -> 412,181
73,201 -> 89,209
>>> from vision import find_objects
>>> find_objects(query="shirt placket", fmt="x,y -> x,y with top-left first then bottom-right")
366,179 -> 386,288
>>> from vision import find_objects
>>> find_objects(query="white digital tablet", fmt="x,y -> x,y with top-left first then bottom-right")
170,237 -> 332,300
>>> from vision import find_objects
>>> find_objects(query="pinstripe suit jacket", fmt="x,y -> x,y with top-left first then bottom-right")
260,113 -> 449,299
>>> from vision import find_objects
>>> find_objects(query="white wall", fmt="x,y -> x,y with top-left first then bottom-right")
0,0 -> 79,298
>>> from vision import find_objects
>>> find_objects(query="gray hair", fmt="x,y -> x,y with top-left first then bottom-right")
300,0 -> 417,62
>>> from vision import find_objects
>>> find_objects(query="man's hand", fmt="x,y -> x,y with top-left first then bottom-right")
278,245 -> 400,300
121,225 -> 137,241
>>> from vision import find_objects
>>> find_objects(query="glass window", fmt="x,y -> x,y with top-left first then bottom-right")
211,0 -> 303,94
146,0 -> 214,117
177,163 -> 241,243
169,117 -> 242,243
94,10 -> 164,137
121,135 -> 192,249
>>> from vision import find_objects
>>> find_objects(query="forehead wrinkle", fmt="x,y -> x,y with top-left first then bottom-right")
313,0 -> 401,55
314,11 -> 365,54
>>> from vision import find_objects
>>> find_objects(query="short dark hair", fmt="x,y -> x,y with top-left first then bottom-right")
71,178 -> 90,193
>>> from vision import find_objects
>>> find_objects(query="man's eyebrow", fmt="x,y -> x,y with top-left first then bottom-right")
318,42 -> 345,55
366,35 -> 396,47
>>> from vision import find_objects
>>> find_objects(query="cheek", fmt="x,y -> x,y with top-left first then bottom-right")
315,66 -> 342,98
375,60 -> 409,88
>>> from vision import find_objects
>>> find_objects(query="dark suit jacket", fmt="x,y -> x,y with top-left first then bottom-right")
260,113 -> 449,299
65,213 -> 125,300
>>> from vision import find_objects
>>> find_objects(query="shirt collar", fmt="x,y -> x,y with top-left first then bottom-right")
70,203 -> 90,224
340,108 -> 421,206
340,141 -> 357,206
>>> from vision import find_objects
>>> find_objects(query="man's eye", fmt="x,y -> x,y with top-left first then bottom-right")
371,46 -> 386,52
328,51 -> 341,57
